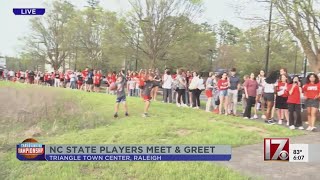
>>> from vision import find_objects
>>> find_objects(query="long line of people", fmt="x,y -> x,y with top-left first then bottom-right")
1,67 -> 320,131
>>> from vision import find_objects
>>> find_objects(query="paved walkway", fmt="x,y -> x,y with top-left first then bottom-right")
217,133 -> 320,180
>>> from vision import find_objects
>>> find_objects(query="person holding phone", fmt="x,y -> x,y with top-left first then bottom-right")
287,76 -> 303,130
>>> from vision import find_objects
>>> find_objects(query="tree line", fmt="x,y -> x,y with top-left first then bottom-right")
5,0 -> 319,75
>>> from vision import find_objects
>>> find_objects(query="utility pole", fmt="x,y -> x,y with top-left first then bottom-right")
264,0 -> 273,75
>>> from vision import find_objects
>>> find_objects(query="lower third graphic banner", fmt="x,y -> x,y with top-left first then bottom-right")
16,139 -> 232,162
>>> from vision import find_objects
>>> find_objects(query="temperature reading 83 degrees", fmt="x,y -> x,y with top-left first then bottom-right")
293,149 -> 304,161
293,150 -> 302,155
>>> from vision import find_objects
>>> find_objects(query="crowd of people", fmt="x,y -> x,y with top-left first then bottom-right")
1,67 -> 320,131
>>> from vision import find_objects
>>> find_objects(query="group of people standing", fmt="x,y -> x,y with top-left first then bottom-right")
2,66 -> 320,131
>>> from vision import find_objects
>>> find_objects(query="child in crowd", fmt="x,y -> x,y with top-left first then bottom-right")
141,73 -> 157,117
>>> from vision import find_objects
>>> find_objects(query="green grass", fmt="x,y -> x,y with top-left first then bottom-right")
0,81 -> 303,180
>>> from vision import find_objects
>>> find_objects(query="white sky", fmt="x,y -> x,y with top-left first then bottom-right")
0,0 -> 267,57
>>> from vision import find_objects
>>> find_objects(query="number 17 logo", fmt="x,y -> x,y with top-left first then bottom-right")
264,138 -> 289,161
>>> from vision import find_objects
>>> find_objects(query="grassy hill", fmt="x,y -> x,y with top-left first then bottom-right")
0,81 -> 303,179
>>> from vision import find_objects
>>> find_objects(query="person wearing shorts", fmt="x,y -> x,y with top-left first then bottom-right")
303,73 -> 320,131
217,72 -> 229,115
275,74 -> 289,125
114,75 -> 128,118
142,73 -> 157,117
227,68 -> 240,115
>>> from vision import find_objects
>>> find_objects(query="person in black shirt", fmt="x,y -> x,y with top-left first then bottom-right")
28,71 -> 35,84
142,73 -> 157,117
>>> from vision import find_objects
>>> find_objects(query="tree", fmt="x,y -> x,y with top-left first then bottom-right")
273,0 -> 320,72
23,0 -> 75,70
165,21 -> 216,71
125,0 -> 204,68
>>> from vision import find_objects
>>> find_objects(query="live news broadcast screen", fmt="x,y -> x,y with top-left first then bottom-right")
1,0 -> 320,180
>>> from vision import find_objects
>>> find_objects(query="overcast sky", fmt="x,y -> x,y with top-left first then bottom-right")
0,0 -> 267,57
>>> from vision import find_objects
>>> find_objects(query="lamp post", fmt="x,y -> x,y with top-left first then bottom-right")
264,0 -> 273,75
209,49 -> 213,71
35,41 -> 45,71
135,30 -> 140,71
292,40 -> 298,75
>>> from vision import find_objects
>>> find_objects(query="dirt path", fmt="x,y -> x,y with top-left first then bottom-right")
216,133 -> 320,180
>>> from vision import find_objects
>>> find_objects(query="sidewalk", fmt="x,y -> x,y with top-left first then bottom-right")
217,133 -> 320,180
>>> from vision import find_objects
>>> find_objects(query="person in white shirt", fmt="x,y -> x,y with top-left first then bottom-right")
8,70 -> 14,81
127,78 -> 136,96
189,72 -> 204,109
256,70 -> 266,119
70,72 -> 77,89
162,69 -> 173,103
263,71 -> 278,124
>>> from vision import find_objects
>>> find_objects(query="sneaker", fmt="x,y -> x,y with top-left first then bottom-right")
311,127 -> 317,132
142,113 -> 149,118
253,115 -> 258,119
305,122 -> 309,125
306,126 -> 312,131
298,126 -> 304,130
278,120 -> 283,125
181,104 -> 188,108
243,117 -> 249,119
261,115 -> 266,119
286,121 -> 289,126
114,113 -> 118,118
125,112 -> 129,117
266,120 -> 275,125
176,103 -> 181,107
289,125 -> 295,130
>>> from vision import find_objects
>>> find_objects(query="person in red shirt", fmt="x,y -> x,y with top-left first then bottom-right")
93,70 -> 102,92
81,67 -> 89,91
217,72 -> 230,115
275,74 -> 289,125
105,72 -> 112,94
111,71 -> 117,83
287,76 -> 303,130
303,73 -> 320,131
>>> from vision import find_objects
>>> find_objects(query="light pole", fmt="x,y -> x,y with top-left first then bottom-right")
135,30 -> 140,71
292,40 -> 298,75
35,41 -> 45,71
265,0 -> 273,75
209,49 -> 213,71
